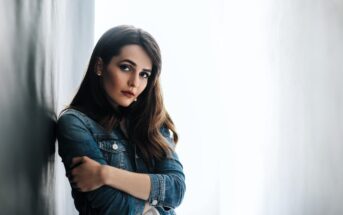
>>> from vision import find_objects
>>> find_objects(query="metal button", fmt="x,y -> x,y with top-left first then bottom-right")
112,143 -> 118,150
151,199 -> 158,206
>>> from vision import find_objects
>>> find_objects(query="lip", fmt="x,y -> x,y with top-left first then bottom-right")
121,91 -> 135,97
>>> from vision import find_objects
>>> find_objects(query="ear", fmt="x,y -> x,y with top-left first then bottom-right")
95,57 -> 104,76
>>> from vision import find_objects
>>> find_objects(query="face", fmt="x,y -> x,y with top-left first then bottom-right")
97,44 -> 152,108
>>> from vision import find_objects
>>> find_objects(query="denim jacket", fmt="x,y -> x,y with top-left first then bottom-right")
56,108 -> 186,215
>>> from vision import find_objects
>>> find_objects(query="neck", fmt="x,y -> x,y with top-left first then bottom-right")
119,117 -> 129,138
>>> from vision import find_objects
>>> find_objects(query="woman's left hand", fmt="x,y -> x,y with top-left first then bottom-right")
68,156 -> 105,192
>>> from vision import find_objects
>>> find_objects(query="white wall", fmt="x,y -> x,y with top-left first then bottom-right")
260,1 -> 343,214
56,1 -> 95,215
94,1 -> 343,214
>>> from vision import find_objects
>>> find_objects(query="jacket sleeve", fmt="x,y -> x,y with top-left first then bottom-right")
147,125 -> 186,212
57,113 -> 145,215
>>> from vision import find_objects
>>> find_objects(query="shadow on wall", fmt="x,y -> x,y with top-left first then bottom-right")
0,1 -> 94,214
0,1 -> 57,214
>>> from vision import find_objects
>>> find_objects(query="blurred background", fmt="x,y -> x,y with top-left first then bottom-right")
1,0 -> 343,214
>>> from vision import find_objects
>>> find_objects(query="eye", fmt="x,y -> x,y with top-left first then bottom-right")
140,71 -> 151,79
119,64 -> 133,72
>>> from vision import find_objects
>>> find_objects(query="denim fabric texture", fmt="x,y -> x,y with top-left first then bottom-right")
57,108 -> 186,215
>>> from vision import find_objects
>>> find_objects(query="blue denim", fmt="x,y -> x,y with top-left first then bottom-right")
57,108 -> 186,215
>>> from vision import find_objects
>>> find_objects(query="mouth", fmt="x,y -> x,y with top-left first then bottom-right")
121,91 -> 135,98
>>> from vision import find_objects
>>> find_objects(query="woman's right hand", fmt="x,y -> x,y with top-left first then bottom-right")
68,156 -> 105,192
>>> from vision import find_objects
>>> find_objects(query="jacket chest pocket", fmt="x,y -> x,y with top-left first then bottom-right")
96,137 -> 129,169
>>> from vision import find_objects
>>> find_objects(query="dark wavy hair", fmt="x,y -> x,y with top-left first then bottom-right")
63,25 -> 178,167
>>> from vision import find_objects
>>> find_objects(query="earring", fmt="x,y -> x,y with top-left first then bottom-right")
96,69 -> 102,76
134,98 -> 137,101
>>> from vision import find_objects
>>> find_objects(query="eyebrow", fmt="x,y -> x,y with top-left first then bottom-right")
120,59 -> 152,73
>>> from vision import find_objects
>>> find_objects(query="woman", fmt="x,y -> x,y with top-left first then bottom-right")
57,25 -> 186,215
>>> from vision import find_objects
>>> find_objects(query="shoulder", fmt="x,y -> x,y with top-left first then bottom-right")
57,108 -> 92,135
57,108 -> 115,140
160,124 -> 176,149
58,108 -> 88,122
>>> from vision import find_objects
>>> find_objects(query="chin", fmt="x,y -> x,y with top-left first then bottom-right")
118,100 -> 133,107
120,104 -> 130,108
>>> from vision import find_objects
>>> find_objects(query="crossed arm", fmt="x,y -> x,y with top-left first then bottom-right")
69,155 -> 153,213
57,112 -> 186,214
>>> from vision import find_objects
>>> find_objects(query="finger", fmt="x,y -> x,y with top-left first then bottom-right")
71,156 -> 83,165
70,162 -> 83,170
70,181 -> 78,189
70,157 -> 84,169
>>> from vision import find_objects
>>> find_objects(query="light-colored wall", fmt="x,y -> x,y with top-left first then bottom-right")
1,0 -> 342,214
218,1 -> 343,214
94,0 -> 343,214
0,1 -> 94,214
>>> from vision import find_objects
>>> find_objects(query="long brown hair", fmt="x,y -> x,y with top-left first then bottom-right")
64,25 -> 178,167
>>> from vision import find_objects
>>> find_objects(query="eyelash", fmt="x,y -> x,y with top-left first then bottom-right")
119,64 -> 151,79
119,64 -> 133,72
141,72 -> 151,79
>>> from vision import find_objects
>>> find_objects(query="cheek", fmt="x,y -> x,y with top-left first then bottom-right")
103,73 -> 120,94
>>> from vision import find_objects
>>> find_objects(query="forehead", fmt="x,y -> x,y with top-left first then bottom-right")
116,44 -> 152,69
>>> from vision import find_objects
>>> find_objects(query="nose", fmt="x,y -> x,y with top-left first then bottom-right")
128,72 -> 140,88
